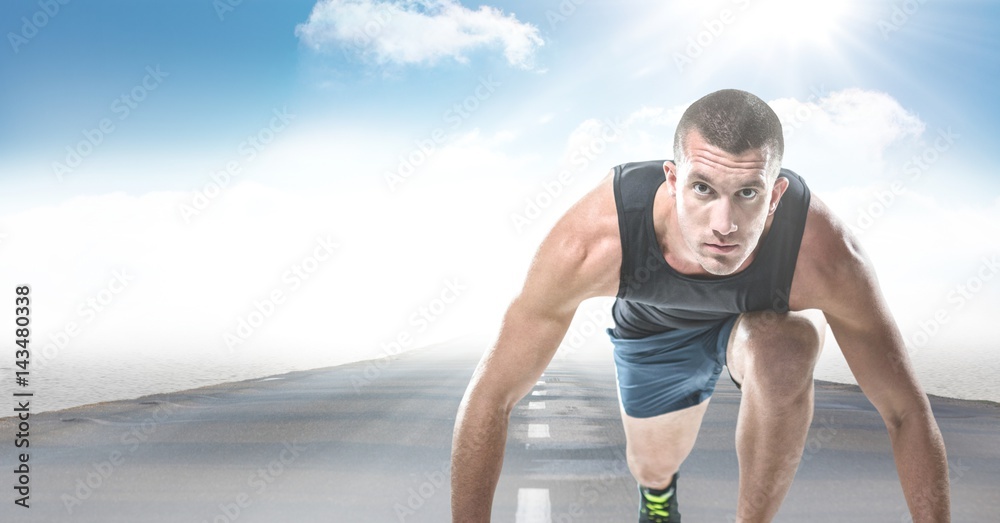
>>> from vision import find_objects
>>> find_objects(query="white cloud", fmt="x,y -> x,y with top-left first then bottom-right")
553,89 -> 927,183
295,0 -> 544,69
770,88 -> 926,178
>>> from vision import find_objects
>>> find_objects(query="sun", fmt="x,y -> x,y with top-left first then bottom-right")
752,0 -> 857,48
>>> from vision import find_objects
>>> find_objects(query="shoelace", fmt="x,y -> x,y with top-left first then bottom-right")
643,488 -> 673,520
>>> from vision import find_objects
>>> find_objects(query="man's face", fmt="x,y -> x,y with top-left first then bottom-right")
667,130 -> 788,276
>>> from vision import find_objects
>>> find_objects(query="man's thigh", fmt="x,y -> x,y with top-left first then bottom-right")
724,309 -> 827,388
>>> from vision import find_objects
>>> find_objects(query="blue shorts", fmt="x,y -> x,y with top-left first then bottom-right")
607,315 -> 740,419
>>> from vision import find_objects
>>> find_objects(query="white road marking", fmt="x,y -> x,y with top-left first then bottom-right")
528,401 -> 545,410
531,390 -> 547,396
536,380 -> 545,386
516,488 -> 551,523
528,424 -> 550,438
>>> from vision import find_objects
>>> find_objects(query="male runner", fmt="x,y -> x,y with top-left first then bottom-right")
450,89 -> 950,522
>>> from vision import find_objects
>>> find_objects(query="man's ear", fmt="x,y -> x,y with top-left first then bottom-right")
768,175 -> 790,215
663,160 -> 677,196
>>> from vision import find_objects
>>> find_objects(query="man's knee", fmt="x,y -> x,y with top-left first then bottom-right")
625,431 -> 688,488
628,458 -> 679,490
740,311 -> 824,397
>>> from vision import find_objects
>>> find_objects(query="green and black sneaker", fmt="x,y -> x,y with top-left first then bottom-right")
638,472 -> 680,522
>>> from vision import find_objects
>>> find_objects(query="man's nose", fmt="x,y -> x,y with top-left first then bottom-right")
710,199 -> 738,236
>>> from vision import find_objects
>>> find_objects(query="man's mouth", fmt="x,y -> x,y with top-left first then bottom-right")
704,243 -> 738,254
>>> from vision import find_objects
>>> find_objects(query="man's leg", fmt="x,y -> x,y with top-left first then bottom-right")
609,319 -> 742,521
620,399 -> 711,490
725,310 -> 826,522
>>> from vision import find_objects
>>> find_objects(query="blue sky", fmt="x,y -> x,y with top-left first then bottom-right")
2,0 -> 998,201
1,0 -> 999,408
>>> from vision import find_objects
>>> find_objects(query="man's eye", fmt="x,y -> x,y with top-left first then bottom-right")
693,183 -> 711,194
739,188 -> 758,198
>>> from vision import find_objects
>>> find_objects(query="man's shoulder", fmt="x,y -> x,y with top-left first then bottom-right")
618,159 -> 670,169
533,169 -> 623,299
615,159 -> 671,180
791,193 -> 872,309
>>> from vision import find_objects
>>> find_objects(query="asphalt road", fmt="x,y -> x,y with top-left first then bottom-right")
1,341 -> 998,522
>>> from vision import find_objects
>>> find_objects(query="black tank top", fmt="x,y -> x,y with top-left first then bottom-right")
611,159 -> 811,338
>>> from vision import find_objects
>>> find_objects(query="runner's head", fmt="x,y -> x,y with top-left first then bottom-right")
665,89 -> 789,276
673,88 -> 784,180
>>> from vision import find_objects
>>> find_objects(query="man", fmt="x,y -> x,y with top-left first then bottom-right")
450,89 -> 950,522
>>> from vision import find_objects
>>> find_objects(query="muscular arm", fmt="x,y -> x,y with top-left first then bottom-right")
450,181 -> 616,522
813,217 -> 950,522
449,294 -> 575,522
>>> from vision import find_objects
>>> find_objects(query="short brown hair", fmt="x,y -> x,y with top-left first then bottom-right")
673,89 -> 784,177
